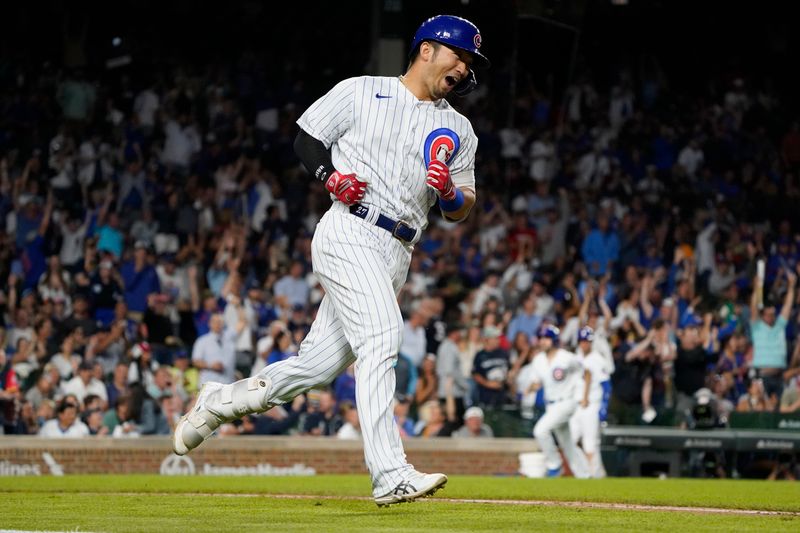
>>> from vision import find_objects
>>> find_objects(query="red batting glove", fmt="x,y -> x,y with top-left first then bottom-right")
325,170 -> 367,206
425,160 -> 456,201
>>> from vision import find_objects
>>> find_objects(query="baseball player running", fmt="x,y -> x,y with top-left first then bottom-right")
173,15 -> 488,506
529,325 -> 591,478
569,326 -> 608,477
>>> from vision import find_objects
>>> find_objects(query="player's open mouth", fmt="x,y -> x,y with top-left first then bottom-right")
444,75 -> 458,87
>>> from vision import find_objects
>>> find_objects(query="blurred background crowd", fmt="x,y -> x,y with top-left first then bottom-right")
2,1 -> 800,442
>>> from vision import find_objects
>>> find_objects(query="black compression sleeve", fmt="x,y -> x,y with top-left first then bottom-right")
294,129 -> 335,182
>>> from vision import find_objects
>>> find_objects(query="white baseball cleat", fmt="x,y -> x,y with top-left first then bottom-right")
374,472 -> 448,507
172,381 -> 225,455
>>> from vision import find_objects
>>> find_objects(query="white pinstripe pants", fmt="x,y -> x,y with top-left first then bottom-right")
259,205 -> 414,497
533,400 -> 590,478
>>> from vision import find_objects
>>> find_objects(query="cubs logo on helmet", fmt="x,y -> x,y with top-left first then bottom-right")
552,367 -> 566,382
538,324 -> 560,343
578,326 -> 595,342
423,128 -> 461,169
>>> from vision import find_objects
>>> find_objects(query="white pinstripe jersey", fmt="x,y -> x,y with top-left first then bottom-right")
530,348 -> 584,403
574,349 -> 610,404
297,76 -> 478,231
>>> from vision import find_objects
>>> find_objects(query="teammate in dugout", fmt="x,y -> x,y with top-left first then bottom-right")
172,15 -> 488,506
529,325 -> 591,478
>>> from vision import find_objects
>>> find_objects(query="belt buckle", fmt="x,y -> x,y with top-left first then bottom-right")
392,220 -> 412,242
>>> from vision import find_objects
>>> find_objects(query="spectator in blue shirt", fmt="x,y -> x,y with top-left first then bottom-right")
22,192 -> 54,289
12,202 -> 39,249
95,187 -> 124,259
120,241 -> 160,314
333,363 -> 356,406
273,261 -> 309,309
750,269 -> 796,404
393,394 -> 416,438
266,330 -> 294,365
507,292 -> 543,344
581,213 -> 620,277
194,293 -> 221,337
766,237 -> 799,286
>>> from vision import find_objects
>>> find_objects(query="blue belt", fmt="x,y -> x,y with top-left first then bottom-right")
349,204 -> 417,244
547,398 -> 571,404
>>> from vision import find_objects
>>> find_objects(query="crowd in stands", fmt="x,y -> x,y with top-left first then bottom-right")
2,55 -> 800,441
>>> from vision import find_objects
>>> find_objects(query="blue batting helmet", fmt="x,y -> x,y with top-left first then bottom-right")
410,15 -> 490,97
538,325 -> 560,345
578,326 -> 595,343
410,15 -> 490,68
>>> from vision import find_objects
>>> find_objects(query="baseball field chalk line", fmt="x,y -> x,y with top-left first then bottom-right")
56,492 -> 799,517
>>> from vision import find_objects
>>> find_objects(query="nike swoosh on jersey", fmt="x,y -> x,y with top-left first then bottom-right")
375,93 -> 393,99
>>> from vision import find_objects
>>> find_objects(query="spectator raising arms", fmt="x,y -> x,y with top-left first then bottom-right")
750,268 -> 797,404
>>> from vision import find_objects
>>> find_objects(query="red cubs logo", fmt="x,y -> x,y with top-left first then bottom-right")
474,33 -> 482,49
552,367 -> 565,382
423,128 -> 461,169
430,135 -> 456,164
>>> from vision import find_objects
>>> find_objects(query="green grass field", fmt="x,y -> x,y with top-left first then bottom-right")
2,475 -> 799,532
